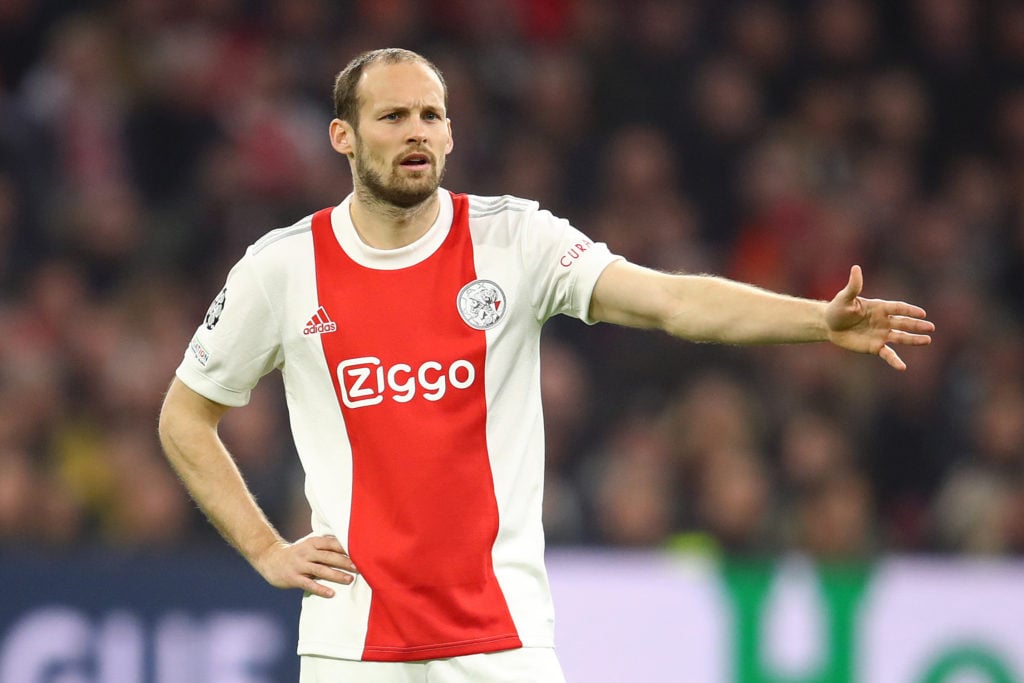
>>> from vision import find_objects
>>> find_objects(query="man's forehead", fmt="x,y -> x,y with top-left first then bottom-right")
358,61 -> 445,107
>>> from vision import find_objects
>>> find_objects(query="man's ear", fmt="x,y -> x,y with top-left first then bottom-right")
330,119 -> 355,156
445,118 -> 454,155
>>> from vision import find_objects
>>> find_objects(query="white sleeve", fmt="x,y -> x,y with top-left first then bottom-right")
175,251 -> 283,407
522,208 -> 623,324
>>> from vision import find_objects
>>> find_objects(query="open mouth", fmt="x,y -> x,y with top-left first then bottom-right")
399,153 -> 431,170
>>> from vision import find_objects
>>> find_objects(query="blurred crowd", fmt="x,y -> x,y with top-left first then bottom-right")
1,0 -> 1023,560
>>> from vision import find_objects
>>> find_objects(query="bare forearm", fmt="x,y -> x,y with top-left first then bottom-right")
592,261 -> 933,369
591,263 -> 830,344
662,274 -> 829,344
158,384 -> 283,566
158,379 -> 358,598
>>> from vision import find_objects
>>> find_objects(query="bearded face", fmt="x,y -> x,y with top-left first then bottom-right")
352,135 -> 445,209
331,60 -> 453,212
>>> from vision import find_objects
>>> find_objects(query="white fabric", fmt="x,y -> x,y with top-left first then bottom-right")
299,648 -> 566,683
176,189 -> 621,661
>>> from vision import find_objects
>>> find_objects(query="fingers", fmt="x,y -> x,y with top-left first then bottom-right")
886,331 -> 932,348
879,345 -> 907,371
879,315 -> 931,370
879,318 -> 932,369
298,565 -> 353,599
313,549 -> 358,573
303,576 -> 339,599
275,535 -> 359,598
887,314 -> 934,348
888,308 -> 933,344
301,536 -> 358,578
310,534 -> 347,553
888,314 -> 934,332
881,300 -> 930,320
309,535 -> 358,573
828,267 -> 934,371
839,265 -> 864,302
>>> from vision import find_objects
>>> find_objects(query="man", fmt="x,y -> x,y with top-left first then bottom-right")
158,48 -> 933,682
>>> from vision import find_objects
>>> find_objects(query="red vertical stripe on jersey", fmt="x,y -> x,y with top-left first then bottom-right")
310,196 -> 521,661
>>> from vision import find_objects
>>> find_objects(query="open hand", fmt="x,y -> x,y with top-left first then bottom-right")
253,534 -> 358,598
825,265 -> 934,371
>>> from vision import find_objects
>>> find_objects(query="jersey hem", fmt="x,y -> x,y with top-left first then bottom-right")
299,634 -> 525,663
577,255 -> 625,325
175,364 -> 250,407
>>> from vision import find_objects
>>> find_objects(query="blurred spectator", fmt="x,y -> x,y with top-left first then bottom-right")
540,337 -> 594,544
694,446 -> 776,556
0,0 -> 1019,559
806,0 -> 881,75
589,124 -> 709,272
19,13 -> 131,193
0,447 -> 35,542
588,414 -> 676,547
792,468 -> 876,561
932,378 -> 1024,554
777,411 -> 857,494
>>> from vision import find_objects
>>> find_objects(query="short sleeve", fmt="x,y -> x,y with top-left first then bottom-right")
175,252 -> 283,407
522,209 -> 623,323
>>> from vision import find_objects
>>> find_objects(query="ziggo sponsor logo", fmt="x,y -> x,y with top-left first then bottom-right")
337,356 -> 476,408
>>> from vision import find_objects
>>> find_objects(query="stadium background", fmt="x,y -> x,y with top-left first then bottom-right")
0,0 -> 1022,681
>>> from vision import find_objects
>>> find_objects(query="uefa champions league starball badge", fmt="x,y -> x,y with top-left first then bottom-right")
205,287 -> 227,330
457,279 -> 507,330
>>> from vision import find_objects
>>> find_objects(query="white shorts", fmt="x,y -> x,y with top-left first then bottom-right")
299,647 -> 566,683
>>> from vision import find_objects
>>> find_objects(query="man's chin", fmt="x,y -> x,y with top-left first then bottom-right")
384,174 -> 442,207
380,184 -> 438,209
357,164 -> 443,209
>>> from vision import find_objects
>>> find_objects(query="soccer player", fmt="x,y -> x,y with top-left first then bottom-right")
158,48 -> 934,682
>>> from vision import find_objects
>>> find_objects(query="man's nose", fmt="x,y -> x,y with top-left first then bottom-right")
406,118 -> 429,144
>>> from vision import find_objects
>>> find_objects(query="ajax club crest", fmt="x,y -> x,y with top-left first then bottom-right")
457,280 -> 507,330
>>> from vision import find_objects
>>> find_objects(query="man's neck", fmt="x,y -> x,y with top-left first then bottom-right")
349,186 -> 441,250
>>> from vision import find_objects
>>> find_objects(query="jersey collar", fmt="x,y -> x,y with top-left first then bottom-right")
330,189 -> 454,270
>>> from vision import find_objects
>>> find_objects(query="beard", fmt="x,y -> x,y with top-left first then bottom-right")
353,141 -> 445,209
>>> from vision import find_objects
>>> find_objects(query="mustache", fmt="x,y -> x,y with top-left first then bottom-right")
393,146 -> 437,166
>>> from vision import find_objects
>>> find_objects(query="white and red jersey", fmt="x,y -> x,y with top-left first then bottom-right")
176,189 -> 621,662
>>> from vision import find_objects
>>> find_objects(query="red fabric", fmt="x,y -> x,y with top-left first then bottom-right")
310,196 -> 521,661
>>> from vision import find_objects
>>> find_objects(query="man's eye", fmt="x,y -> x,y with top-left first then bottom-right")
424,112 -> 439,120
383,113 -> 400,121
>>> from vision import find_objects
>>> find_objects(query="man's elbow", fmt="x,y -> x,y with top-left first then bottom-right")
158,378 -> 229,445
157,383 -> 184,456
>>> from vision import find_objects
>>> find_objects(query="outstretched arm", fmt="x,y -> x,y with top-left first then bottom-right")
158,378 -> 357,597
589,261 -> 933,370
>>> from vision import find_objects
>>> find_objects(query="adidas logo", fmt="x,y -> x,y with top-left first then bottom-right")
303,306 -> 337,335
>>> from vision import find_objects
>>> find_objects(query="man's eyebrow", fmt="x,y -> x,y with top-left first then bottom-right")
374,101 -> 444,114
